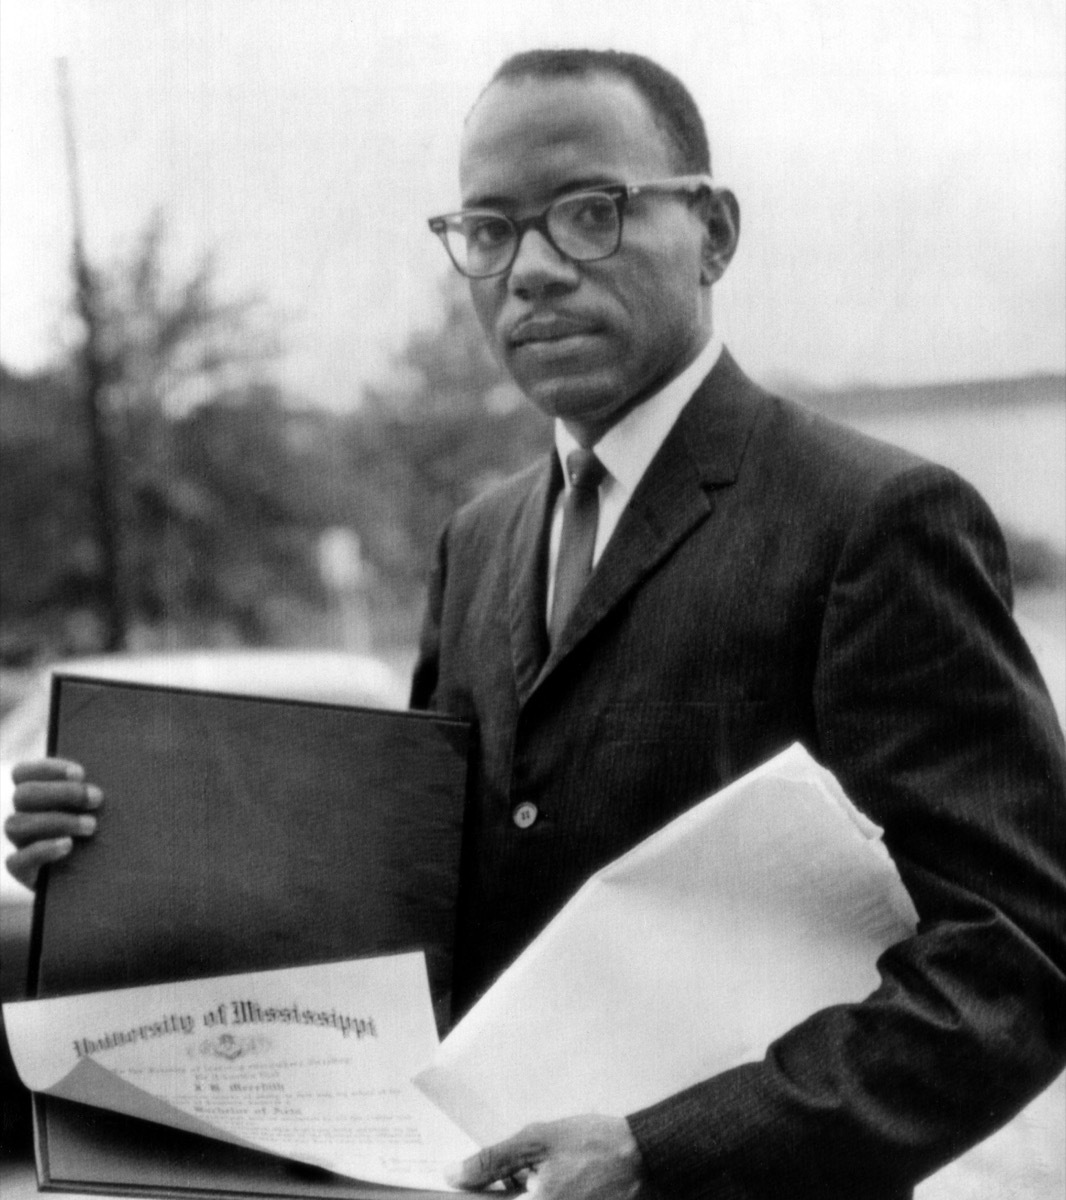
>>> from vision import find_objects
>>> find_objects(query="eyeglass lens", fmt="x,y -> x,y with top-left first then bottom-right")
445,192 -> 621,277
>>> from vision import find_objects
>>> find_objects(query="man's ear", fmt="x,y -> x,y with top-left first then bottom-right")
699,188 -> 740,285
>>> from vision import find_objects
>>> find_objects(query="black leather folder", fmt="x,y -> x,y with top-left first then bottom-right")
29,673 -> 471,1199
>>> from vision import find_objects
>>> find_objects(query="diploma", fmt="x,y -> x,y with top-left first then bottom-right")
5,954 -> 476,1193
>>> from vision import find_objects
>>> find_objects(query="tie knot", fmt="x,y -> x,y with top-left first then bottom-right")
566,449 -> 606,492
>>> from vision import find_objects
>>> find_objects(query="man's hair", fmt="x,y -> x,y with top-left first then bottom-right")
485,49 -> 711,175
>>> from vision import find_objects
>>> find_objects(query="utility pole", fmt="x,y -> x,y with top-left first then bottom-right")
57,58 -> 127,651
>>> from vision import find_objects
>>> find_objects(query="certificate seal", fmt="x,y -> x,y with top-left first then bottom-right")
198,1032 -> 269,1060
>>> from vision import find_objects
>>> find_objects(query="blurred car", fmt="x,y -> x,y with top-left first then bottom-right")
0,648 -> 411,1159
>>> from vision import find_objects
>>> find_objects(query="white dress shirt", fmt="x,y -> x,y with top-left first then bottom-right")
547,333 -> 723,623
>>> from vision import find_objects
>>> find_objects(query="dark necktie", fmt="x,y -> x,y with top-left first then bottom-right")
550,449 -> 606,646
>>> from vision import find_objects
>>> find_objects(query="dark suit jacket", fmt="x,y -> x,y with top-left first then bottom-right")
410,350 -> 1066,1200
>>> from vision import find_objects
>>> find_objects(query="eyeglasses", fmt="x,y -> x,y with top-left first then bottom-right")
428,174 -> 714,279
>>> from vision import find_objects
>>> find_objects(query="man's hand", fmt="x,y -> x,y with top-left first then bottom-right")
5,758 -> 101,889
448,1114 -> 657,1198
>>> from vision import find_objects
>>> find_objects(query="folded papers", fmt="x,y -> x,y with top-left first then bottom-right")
418,743 -> 918,1143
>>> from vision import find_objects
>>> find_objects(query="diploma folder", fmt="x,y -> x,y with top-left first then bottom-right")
29,673 -> 471,1199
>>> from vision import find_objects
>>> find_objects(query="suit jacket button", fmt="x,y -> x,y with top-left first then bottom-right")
512,802 -> 538,829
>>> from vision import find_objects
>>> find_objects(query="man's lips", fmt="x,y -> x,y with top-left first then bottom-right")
507,315 -> 602,347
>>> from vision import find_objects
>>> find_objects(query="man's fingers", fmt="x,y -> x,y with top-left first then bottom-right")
3,761 -> 100,892
13,780 -> 103,813
5,810 -> 98,848
6,838 -> 74,889
11,759 -> 85,784
448,1127 -> 550,1188
449,1115 -> 648,1197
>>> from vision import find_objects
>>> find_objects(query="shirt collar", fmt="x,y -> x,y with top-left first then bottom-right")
554,333 -> 723,496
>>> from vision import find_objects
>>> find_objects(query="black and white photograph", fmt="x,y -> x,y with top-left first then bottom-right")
1,3 -> 1063,1198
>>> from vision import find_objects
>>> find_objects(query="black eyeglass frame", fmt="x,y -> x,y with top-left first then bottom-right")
427,173 -> 715,279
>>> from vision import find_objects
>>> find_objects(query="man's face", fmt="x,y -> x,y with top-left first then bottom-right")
460,75 -> 716,444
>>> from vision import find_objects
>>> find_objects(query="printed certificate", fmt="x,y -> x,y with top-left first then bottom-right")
7,955 -> 475,1192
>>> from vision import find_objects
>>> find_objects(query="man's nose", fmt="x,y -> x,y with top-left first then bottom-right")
507,227 -> 580,296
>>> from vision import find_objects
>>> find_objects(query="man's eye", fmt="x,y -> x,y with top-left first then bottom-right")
560,196 -> 616,230
465,216 -> 512,249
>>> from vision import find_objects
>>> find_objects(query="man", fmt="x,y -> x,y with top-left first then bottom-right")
8,50 -> 1066,1200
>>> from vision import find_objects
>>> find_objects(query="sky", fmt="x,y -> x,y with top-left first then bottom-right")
1,0 -> 1064,408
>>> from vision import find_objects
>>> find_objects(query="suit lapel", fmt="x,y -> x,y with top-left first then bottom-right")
531,349 -> 764,690
509,454 -> 561,703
